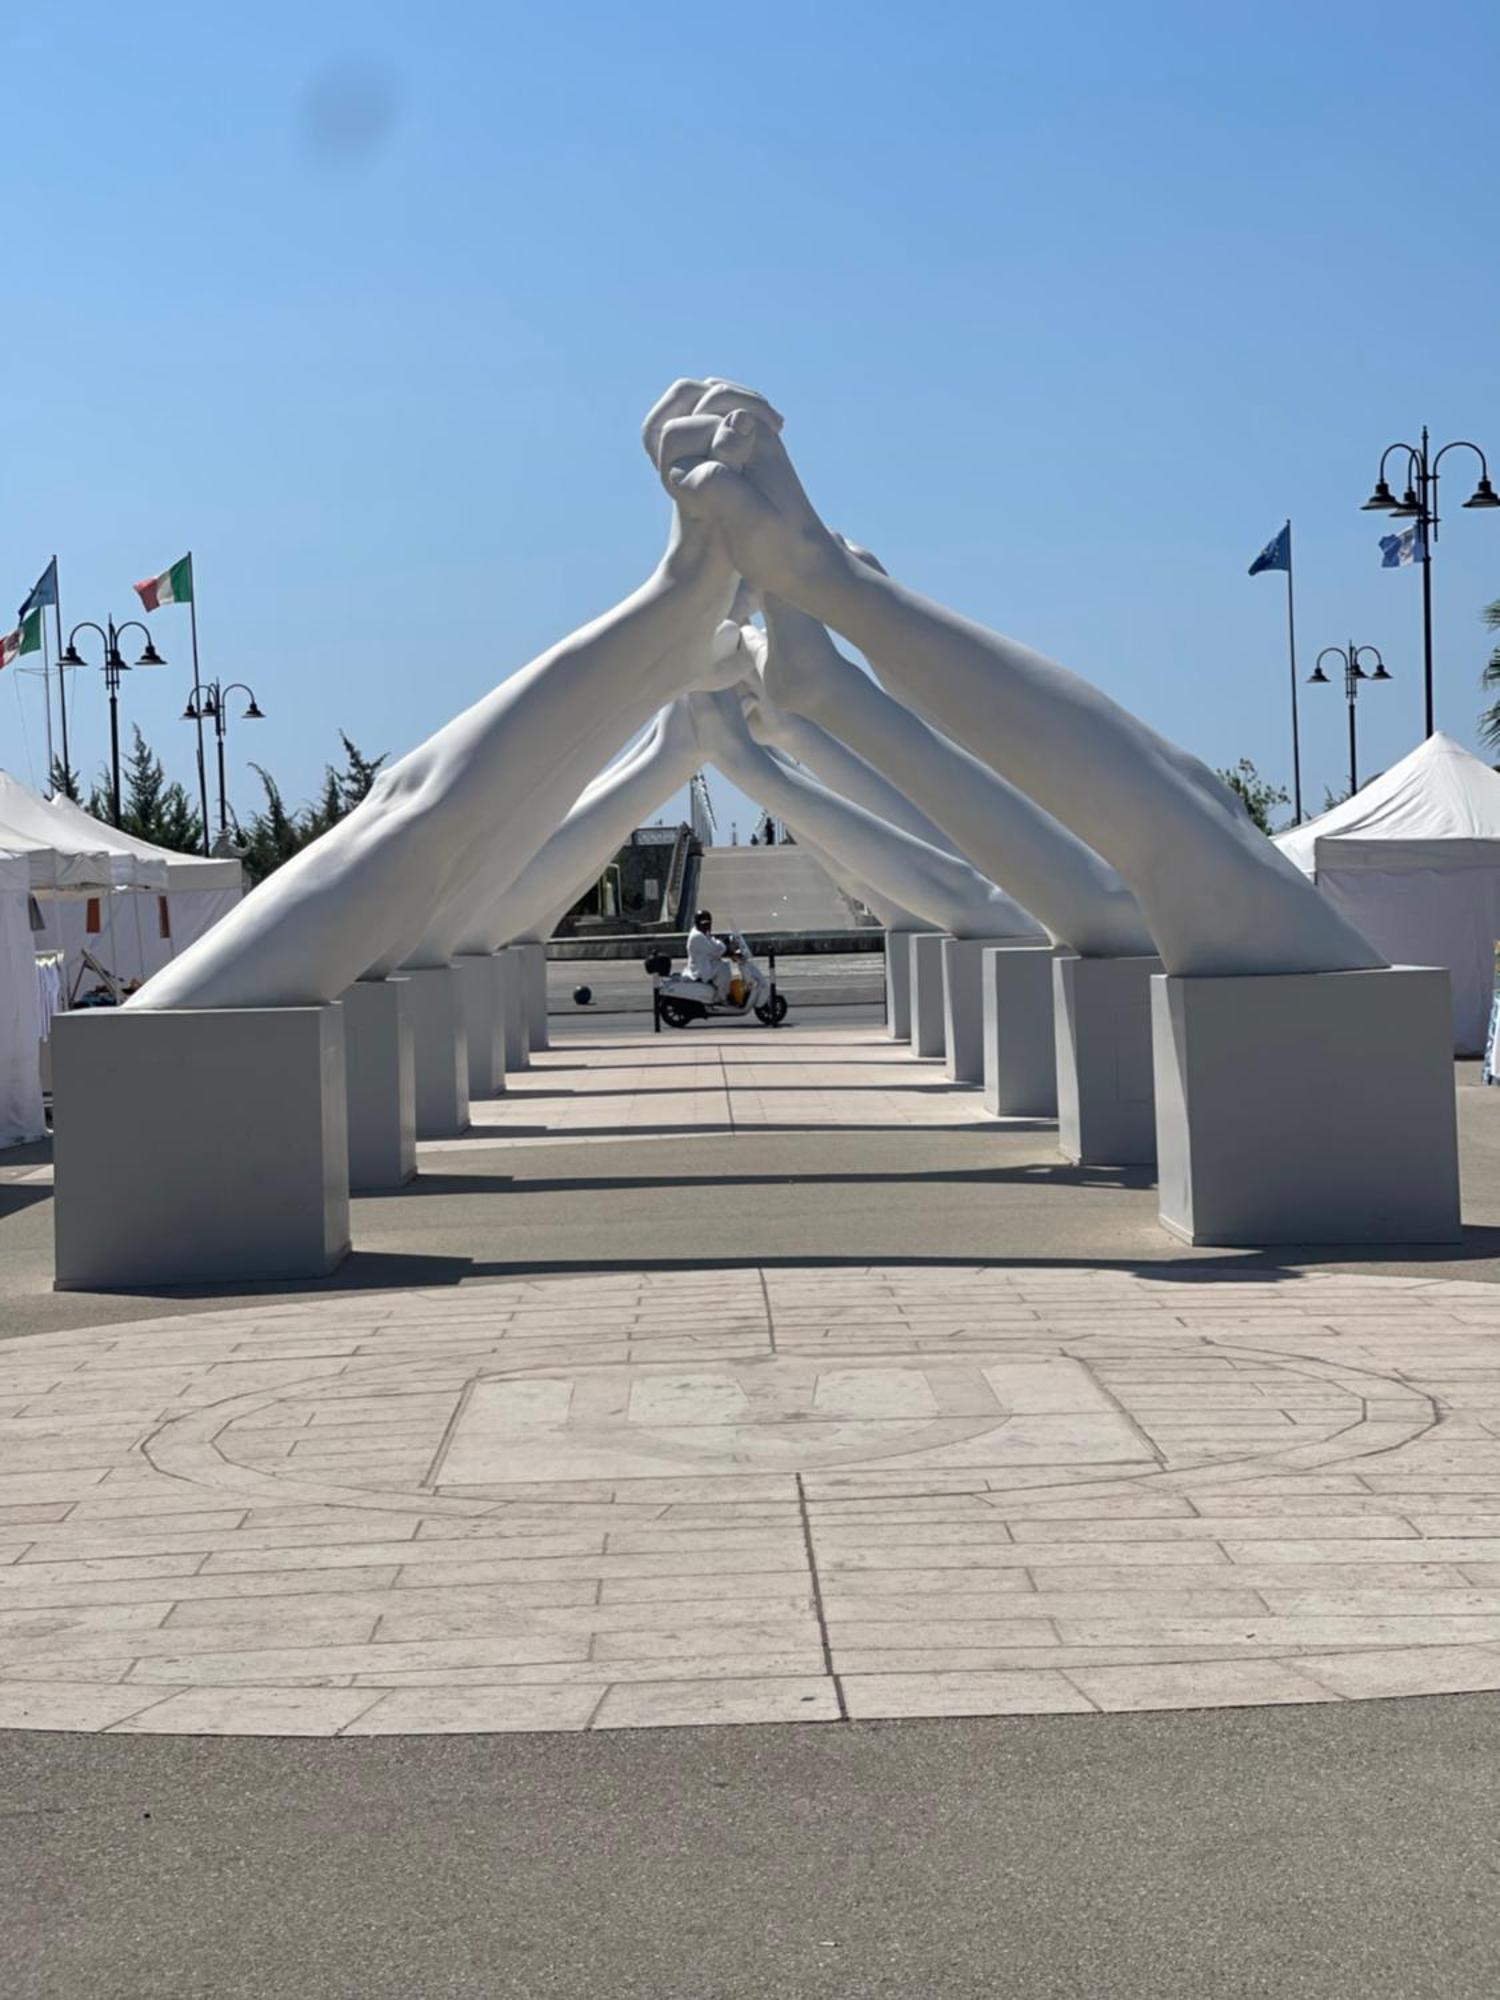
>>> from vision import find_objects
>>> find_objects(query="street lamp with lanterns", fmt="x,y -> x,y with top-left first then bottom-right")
57,618 -> 166,826
183,679 -> 265,840
1360,427 -> 1500,738
1309,643 -> 1393,800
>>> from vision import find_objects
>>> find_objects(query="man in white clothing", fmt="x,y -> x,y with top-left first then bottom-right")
685,910 -> 732,999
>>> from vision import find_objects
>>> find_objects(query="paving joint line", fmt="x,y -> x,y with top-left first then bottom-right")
795,1471 -> 848,1721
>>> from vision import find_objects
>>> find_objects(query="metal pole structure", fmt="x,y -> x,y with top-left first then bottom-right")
1419,429 -> 1435,740
1284,518 -> 1303,822
39,617 -> 55,778
186,554 -> 211,855
215,701 -> 228,838
1346,659 -> 1359,797
52,558 -> 71,786
105,632 -> 124,827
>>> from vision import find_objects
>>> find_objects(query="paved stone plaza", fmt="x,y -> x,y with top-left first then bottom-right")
8,1024 -> 1500,1736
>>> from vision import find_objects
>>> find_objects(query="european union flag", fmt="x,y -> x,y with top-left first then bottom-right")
1248,524 -> 1291,576
18,557 -> 57,621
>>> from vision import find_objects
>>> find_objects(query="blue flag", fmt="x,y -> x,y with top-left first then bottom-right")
1248,524 -> 1290,576
18,557 -> 56,621
1380,525 -> 1427,568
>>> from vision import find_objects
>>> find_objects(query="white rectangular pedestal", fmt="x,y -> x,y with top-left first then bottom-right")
910,932 -> 950,1060
944,936 -> 1039,1085
501,947 -> 530,1072
404,965 -> 470,1139
341,977 -> 416,1191
883,929 -> 921,1042
1153,965 -> 1462,1245
52,1005 -> 349,1288
516,940 -> 550,1052
456,954 -> 506,1099
1054,953 -> 1163,1166
982,944 -> 1060,1118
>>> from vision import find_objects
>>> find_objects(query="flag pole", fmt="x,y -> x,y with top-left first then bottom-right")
51,557 -> 71,787
186,551 -> 211,855
1284,519 -> 1303,824
40,616 -> 55,779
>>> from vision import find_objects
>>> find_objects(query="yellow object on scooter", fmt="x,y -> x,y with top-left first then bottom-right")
728,976 -> 746,1005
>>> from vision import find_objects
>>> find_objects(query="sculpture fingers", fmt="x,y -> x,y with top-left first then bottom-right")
641,379 -> 716,464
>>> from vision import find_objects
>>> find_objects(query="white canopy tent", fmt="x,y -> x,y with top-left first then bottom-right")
1276,732 -> 1500,1053
0,770 -> 124,895
0,850 -> 45,1147
33,795 -> 244,990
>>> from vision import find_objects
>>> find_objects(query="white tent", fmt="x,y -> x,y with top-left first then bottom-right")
32,796 -> 244,991
0,770 -> 123,894
0,850 -> 45,1147
1276,732 -> 1500,1053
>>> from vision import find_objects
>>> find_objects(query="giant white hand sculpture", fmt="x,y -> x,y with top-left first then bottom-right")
126,385 -> 770,1012
736,654 -> 960,858
651,382 -> 1381,980
408,615 -> 747,966
463,695 -> 705,950
687,688 -> 1044,942
748,596 -> 1154,958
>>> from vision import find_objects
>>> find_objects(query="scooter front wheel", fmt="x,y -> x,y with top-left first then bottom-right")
754,995 -> 789,1026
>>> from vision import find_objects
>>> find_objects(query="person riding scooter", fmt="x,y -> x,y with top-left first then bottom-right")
686,910 -> 768,1007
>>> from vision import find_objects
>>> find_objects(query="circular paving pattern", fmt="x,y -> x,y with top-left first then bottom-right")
5,1264 -> 1500,1734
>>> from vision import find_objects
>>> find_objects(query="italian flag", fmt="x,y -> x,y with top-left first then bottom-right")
134,554 -> 193,612
0,608 -> 41,669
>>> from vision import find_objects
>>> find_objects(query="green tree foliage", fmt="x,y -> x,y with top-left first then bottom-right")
88,726 -> 205,853
239,734 -> 389,885
1215,758 -> 1290,835
48,756 -> 82,803
1478,599 -> 1500,751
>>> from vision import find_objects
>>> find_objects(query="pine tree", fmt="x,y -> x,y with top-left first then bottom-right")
48,756 -> 82,803
93,727 -> 205,853
241,766 -> 308,884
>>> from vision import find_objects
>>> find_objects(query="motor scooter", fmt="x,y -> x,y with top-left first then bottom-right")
644,933 -> 789,1029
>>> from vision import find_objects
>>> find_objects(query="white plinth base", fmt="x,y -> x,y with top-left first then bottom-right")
982,944 -> 1060,1118
516,940 -> 550,1052
341,977 -> 416,1192
944,936 -> 1038,1085
910,932 -> 950,1060
1054,953 -> 1163,1166
501,948 -> 531,1071
1153,966 -> 1462,1245
52,1006 -> 350,1289
404,966 -> 470,1139
884,929 -> 924,1042
456,954 -> 506,1099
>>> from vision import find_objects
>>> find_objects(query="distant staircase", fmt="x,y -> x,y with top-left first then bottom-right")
693,846 -> 874,933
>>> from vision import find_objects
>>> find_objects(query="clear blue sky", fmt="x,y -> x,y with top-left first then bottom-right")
4,0 -> 1498,844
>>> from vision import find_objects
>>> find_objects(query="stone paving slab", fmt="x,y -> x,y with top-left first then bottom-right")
7,1258 -> 1500,1732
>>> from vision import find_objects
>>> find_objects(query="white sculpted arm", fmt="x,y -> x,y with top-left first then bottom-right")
461,697 -> 706,950
127,388 -> 751,1012
754,593 -> 1155,958
688,690 -> 1044,942
655,390 -> 1382,979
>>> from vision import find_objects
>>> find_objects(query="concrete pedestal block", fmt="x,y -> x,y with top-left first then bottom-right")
944,936 -> 1038,1085
52,1005 -> 349,1289
884,929 -> 921,1042
982,944 -> 1060,1118
910,931 -> 951,1059
501,948 -> 530,1072
516,940 -> 550,1052
1153,965 -> 1461,1246
1054,953 -> 1163,1166
404,965 -> 470,1139
341,977 -> 416,1192
456,954 -> 506,1099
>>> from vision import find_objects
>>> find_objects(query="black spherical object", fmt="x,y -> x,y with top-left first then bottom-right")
573,985 -> 593,1006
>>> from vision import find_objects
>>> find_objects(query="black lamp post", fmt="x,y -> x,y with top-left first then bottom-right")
57,618 -> 166,826
183,679 -> 265,838
1360,428 -> 1500,739
1309,643 -> 1393,799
